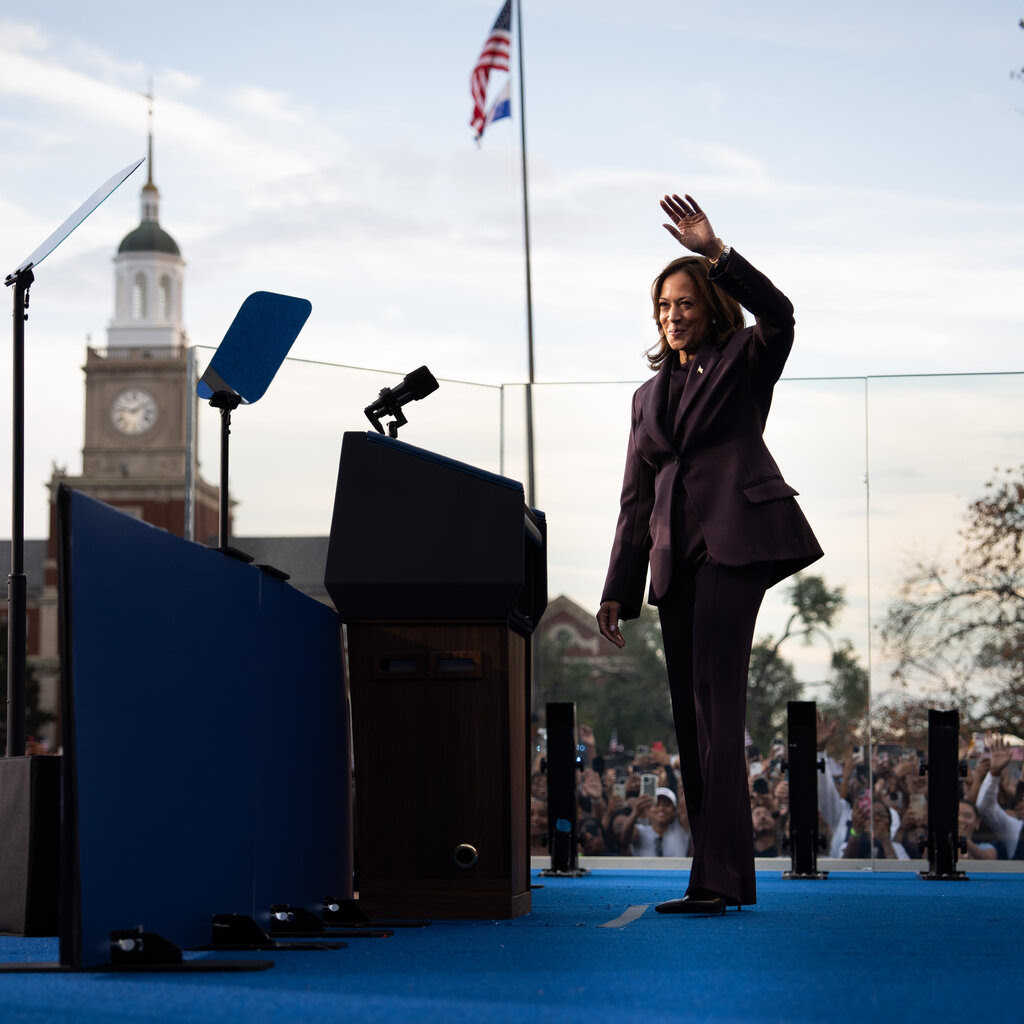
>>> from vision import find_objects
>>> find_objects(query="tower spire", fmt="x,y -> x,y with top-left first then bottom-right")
137,80 -> 159,222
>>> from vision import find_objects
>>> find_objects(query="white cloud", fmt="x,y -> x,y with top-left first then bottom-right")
0,18 -> 48,52
228,85 -> 309,125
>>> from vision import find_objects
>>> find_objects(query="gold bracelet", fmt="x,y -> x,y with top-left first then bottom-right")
709,243 -> 731,266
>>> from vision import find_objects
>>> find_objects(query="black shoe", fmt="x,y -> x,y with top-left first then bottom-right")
654,893 -> 738,915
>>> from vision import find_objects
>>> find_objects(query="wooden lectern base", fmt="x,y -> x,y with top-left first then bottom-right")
346,620 -> 531,920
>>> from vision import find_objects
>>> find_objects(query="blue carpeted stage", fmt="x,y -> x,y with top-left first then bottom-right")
1,867 -> 1019,1023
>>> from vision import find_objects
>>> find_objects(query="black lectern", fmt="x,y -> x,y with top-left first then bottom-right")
325,432 -> 547,919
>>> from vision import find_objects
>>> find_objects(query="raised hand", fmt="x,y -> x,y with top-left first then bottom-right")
816,709 -> 837,750
989,736 -> 1012,775
580,768 -> 603,800
660,193 -> 725,260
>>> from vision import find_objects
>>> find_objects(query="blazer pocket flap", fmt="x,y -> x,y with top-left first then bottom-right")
742,477 -> 799,503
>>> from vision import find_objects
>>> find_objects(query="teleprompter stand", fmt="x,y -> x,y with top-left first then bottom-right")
1,159 -> 143,944
3,157 -> 143,759
198,291 -> 312,561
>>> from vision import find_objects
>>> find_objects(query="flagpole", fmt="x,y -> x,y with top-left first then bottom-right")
512,0 -> 540,710
514,0 -> 536,509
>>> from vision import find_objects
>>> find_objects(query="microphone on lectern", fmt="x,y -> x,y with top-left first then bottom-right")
364,365 -> 439,438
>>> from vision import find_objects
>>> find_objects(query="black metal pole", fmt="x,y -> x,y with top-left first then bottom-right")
540,701 -> 588,877
208,391 -> 240,551
218,404 -> 231,549
514,0 -> 536,510
6,268 -> 32,757
783,700 -> 828,880
920,708 -> 968,881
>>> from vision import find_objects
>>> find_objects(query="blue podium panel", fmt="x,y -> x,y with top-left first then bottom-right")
249,579 -> 350,931
58,489 -> 348,968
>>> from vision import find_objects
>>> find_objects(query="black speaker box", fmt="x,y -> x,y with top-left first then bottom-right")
0,755 -> 60,935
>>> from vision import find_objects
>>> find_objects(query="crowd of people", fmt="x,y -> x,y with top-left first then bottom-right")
530,718 -> 1024,862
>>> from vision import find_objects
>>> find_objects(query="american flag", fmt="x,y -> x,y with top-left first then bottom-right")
469,0 -> 512,141
483,80 -> 511,135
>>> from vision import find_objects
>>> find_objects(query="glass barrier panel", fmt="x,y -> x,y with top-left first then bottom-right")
510,377 -> 871,865
188,355 -> 1024,872
866,373 -> 1024,868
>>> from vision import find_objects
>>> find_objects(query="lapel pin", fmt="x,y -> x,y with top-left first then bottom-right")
697,364 -> 703,374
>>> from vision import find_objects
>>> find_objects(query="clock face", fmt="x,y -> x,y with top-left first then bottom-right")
110,387 -> 158,435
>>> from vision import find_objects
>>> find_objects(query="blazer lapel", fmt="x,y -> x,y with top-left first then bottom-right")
673,342 -> 722,441
641,355 -> 676,452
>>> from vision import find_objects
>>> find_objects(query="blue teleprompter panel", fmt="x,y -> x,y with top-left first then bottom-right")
197,292 -> 312,403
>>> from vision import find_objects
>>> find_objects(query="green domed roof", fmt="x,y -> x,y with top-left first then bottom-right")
118,220 -> 180,256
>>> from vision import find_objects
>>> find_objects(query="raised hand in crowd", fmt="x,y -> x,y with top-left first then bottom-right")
838,749 -> 857,802
842,800 -> 870,858
816,709 -> 837,752
987,735 -> 1013,777
579,768 -> 605,807
602,790 -> 626,825
964,754 -> 989,806
774,779 -> 790,816
616,793 -> 655,850
578,724 -> 597,760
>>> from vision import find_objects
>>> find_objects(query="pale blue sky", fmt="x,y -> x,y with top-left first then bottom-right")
1,1 -> 1022,581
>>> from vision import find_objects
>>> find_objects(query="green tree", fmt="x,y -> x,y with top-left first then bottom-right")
537,606 -> 675,755
746,573 -> 850,752
820,639 -> 870,751
746,640 -> 802,753
601,606 -> 676,753
879,465 -> 1024,735
539,574 -> 867,758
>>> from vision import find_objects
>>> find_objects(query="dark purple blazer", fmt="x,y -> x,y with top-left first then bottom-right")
601,249 -> 823,619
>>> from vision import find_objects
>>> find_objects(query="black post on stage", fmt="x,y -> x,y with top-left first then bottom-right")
919,708 -> 968,881
208,391 -> 242,556
4,268 -> 32,757
540,701 -> 588,877
782,700 -> 828,880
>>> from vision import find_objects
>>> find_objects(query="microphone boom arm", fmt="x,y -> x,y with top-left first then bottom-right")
363,366 -> 439,439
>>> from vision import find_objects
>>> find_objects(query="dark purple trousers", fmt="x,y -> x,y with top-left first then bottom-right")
657,558 -> 771,906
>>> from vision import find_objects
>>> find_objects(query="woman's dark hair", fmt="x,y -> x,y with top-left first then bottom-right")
645,255 -> 744,370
